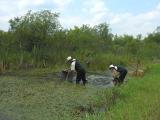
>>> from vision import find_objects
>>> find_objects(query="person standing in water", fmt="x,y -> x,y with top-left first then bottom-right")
66,56 -> 87,85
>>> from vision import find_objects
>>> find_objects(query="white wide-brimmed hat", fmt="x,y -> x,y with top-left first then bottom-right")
66,56 -> 72,61
109,64 -> 117,70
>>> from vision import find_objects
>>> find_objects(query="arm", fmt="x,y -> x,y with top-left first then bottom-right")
112,69 -> 120,79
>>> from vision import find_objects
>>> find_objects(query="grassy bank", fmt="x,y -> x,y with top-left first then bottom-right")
0,64 -> 160,120
85,63 -> 160,120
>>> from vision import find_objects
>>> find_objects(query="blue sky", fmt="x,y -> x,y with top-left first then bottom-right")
0,0 -> 160,36
106,0 -> 159,13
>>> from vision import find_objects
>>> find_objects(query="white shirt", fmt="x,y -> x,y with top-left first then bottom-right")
71,59 -> 76,71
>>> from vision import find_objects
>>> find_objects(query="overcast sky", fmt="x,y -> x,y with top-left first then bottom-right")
0,0 -> 160,36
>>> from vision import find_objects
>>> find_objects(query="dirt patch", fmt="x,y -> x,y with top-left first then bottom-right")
73,105 -> 106,117
129,69 -> 144,77
74,106 -> 94,115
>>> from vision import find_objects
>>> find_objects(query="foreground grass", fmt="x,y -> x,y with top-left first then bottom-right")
85,64 -> 160,120
0,73 -> 116,120
0,64 -> 160,120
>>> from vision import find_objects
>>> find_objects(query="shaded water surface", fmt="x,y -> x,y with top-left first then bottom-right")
59,71 -> 114,87
1,71 -> 114,87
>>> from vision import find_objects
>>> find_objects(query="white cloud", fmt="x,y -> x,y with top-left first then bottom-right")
0,0 -> 160,36
18,0 -> 45,9
59,0 -> 160,36
85,0 -> 107,14
52,0 -> 73,11
0,0 -> 46,31
80,0 -> 108,26
60,16 -> 85,28
108,8 -> 160,35
59,0 -> 108,29
0,15 -> 11,30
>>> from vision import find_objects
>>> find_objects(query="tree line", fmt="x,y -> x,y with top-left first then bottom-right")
0,10 -> 160,72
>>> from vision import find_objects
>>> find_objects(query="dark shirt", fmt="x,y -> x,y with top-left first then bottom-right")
117,66 -> 127,74
75,60 -> 85,73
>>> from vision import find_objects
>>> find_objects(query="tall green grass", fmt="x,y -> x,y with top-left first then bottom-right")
84,63 -> 160,120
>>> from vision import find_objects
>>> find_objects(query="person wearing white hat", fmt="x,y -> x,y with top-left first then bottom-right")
109,64 -> 127,86
66,56 -> 87,85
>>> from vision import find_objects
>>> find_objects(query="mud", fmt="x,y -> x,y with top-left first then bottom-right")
74,105 -> 107,116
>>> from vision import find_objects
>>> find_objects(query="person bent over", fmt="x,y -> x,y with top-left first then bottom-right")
109,64 -> 127,86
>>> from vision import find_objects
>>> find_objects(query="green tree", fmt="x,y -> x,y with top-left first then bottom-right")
93,23 -> 113,50
8,10 -> 61,67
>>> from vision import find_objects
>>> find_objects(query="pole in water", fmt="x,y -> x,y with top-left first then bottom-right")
65,71 -> 69,81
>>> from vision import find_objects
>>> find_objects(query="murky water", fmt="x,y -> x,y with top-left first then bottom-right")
87,74 -> 114,88
59,71 -> 114,88
1,71 -> 114,88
